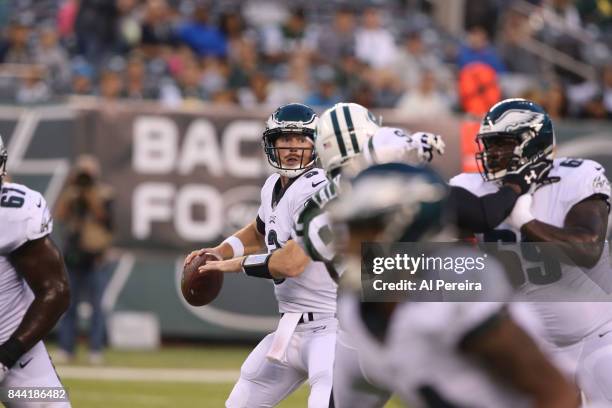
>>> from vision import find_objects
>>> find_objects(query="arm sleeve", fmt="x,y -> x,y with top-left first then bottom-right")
449,186 -> 519,233
256,215 -> 266,236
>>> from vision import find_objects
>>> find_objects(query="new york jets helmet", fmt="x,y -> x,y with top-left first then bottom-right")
0,134 -> 7,189
476,98 -> 555,181
263,103 -> 318,178
316,103 -> 380,175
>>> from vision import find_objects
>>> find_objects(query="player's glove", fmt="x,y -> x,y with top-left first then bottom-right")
0,362 -> 8,383
502,160 -> 558,195
410,132 -> 445,163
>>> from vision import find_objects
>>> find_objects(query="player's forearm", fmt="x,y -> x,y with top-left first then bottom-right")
217,221 -> 265,259
521,220 -> 603,268
268,241 -> 310,278
11,282 -> 70,351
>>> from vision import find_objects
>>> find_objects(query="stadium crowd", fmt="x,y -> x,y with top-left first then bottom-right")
1,0 -> 611,118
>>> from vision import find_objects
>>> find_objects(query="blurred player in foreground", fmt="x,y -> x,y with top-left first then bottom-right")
450,98 -> 612,402
328,162 -> 580,408
186,103 -> 337,407
0,135 -> 71,407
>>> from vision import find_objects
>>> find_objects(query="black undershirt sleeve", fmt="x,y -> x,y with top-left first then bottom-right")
256,215 -> 266,236
449,186 -> 520,233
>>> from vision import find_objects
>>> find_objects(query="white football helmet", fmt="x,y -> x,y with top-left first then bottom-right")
263,103 -> 318,179
316,102 -> 380,175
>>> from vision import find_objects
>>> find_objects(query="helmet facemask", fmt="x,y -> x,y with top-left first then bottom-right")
476,128 -> 552,182
263,128 -> 316,179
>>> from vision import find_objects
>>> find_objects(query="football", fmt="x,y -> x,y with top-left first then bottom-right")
181,253 -> 224,306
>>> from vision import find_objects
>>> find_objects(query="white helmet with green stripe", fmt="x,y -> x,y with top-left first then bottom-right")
315,102 -> 380,175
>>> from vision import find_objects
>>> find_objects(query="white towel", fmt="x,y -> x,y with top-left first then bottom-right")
266,313 -> 301,364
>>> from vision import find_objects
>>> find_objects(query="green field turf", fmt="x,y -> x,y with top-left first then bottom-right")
48,344 -> 404,407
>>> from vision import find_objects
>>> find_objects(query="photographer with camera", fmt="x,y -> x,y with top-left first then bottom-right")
54,155 -> 114,365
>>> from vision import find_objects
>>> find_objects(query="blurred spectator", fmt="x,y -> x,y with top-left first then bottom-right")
464,0 -> 499,38
162,56 -> 205,104
372,70 -> 404,108
580,63 -> 612,118
543,0 -> 583,32
457,25 -> 506,73
140,0 -> 176,55
219,11 -> 248,63
125,55 -> 158,99
355,8 -> 397,69
227,38 -> 258,89
267,53 -> 309,106
261,7 -> 317,61
200,56 -> 229,98
176,5 -> 227,58
305,65 -> 342,108
16,65 -> 51,104
396,71 -> 451,118
541,81 -> 569,118
335,53 -> 365,97
317,7 -> 355,63
350,83 -> 376,109
116,0 -> 142,53
98,68 -> 124,99
55,155 -> 114,365
70,59 -> 94,95
393,31 -> 452,92
34,26 -> 71,91
57,0 -> 79,40
3,20 -> 33,64
498,9 -> 542,75
238,71 -> 271,107
75,0 -> 119,63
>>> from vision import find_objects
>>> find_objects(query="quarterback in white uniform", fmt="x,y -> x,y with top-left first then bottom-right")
328,162 -> 580,408
186,104 -> 337,407
450,98 -> 612,402
0,136 -> 71,407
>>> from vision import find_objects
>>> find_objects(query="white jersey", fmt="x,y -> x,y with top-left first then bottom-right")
450,158 -> 612,346
257,169 -> 337,314
0,182 -> 52,343
339,295 -> 543,407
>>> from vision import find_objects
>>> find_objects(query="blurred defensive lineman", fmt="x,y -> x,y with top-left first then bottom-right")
0,135 -> 71,407
185,104 -> 336,407
451,98 -> 612,402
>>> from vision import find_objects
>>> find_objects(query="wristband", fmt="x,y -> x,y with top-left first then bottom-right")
0,337 -> 27,368
223,236 -> 244,258
242,254 -> 273,279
